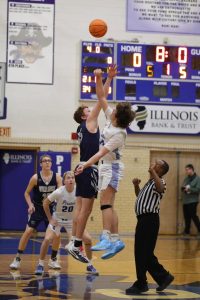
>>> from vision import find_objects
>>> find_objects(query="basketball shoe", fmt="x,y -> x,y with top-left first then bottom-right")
48,258 -> 61,269
35,264 -> 44,276
65,242 -> 89,263
10,257 -> 21,270
91,234 -> 112,251
101,239 -> 125,259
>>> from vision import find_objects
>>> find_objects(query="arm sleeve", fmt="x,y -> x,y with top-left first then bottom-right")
47,189 -> 60,203
104,132 -> 125,152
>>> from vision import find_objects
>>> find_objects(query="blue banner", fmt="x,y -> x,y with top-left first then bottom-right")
0,150 -> 36,230
0,150 -> 71,231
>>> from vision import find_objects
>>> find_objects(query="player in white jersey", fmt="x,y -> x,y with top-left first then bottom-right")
35,171 -> 99,276
76,67 -> 135,260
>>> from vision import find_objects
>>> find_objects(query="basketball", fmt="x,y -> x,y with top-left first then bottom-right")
89,19 -> 107,38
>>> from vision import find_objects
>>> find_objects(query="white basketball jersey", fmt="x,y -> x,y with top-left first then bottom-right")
48,186 -> 76,220
100,107 -> 126,162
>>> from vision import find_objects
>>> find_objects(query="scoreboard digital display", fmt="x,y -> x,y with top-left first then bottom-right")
80,41 -> 200,105
117,43 -> 200,80
81,41 -> 114,100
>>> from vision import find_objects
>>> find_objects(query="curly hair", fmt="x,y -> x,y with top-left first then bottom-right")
115,103 -> 135,128
73,105 -> 88,124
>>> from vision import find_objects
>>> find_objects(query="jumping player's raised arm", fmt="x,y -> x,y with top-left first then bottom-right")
87,65 -> 117,131
86,101 -> 101,132
94,65 -> 117,113
103,65 -> 117,99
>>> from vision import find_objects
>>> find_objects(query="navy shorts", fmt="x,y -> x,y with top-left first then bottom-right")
28,203 -> 55,229
75,166 -> 98,198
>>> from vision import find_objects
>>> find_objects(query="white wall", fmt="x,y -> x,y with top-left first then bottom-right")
0,0 -> 200,140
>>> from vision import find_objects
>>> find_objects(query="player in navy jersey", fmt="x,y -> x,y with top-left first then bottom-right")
10,154 -> 62,270
66,66 -> 117,263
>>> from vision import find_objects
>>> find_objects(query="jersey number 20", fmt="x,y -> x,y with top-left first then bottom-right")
62,205 -> 74,213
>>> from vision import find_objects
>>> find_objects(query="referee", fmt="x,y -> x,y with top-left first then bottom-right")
126,159 -> 174,295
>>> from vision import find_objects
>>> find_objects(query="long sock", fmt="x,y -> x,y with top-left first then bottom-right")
51,250 -> 58,260
74,238 -> 82,248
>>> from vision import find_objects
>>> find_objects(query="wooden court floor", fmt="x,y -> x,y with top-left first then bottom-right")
0,234 -> 200,300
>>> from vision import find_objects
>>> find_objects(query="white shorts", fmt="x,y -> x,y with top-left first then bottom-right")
98,162 -> 124,192
48,218 -> 72,236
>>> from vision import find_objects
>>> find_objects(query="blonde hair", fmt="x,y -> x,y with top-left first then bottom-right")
63,171 -> 74,180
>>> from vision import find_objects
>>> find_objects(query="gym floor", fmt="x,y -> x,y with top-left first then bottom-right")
0,234 -> 200,300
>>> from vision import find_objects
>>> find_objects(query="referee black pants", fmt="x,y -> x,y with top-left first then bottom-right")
135,213 -> 169,287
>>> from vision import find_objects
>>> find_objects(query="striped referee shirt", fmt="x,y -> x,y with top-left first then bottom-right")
135,178 -> 166,216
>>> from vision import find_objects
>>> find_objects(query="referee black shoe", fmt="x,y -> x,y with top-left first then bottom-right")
156,273 -> 174,292
125,282 -> 149,295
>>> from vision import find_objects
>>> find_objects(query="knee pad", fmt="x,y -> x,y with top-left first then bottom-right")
101,204 -> 112,210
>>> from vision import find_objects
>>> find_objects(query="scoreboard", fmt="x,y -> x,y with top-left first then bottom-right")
81,41 -> 114,101
80,41 -> 200,105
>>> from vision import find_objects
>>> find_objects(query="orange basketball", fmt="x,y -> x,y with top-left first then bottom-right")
89,19 -> 107,38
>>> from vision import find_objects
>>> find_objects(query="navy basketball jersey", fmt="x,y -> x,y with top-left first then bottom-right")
77,121 -> 100,164
33,172 -> 57,206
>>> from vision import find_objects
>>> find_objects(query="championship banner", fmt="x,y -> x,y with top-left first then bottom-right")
127,0 -> 200,34
38,151 -> 71,176
7,0 -> 55,84
128,104 -> 200,135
